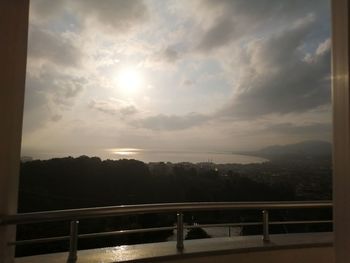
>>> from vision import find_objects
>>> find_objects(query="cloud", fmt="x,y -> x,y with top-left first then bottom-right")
146,47 -> 181,69
51,114 -> 63,122
22,83 -> 51,133
89,98 -> 138,117
30,0 -> 149,34
197,16 -> 237,52
72,0 -> 149,33
316,38 -> 331,56
28,66 -> 85,106
52,78 -> 85,106
219,17 -> 331,118
263,122 -> 331,136
29,0 -> 66,22
28,27 -> 82,67
22,66 -> 86,133
160,47 -> 180,63
138,112 -> 209,130
182,79 -> 196,86
195,0 -> 329,51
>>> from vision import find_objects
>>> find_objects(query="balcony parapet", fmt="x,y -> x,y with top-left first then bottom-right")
15,232 -> 333,263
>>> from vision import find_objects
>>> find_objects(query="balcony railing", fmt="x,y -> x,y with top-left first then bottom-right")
0,201 -> 332,263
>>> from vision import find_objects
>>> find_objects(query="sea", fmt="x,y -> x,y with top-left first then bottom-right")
107,149 -> 267,164
22,148 -> 267,164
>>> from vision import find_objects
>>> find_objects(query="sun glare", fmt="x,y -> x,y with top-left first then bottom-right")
117,68 -> 143,93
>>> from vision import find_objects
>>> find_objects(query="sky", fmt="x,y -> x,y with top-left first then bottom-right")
21,0 -> 332,159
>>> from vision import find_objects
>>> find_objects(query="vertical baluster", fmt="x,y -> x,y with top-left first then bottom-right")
67,220 -> 79,263
177,212 -> 184,250
262,210 -> 270,242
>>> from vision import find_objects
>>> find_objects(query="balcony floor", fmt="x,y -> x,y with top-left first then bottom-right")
15,232 -> 333,263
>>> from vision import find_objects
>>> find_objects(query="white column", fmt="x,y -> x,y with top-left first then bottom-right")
332,0 -> 350,262
0,1 -> 29,262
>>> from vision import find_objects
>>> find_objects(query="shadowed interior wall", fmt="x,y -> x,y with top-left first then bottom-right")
0,1 -> 29,262
332,0 -> 350,262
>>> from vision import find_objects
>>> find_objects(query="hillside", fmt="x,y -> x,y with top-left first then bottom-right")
258,140 -> 331,156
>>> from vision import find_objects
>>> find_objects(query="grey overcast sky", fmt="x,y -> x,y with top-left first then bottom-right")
21,0 -> 331,159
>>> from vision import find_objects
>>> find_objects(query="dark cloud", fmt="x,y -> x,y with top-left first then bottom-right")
22,79 -> 50,133
73,0 -> 149,32
197,16 -> 237,51
30,0 -> 66,21
161,47 -> 179,63
219,18 -> 331,118
30,0 -> 149,33
120,105 -> 138,116
28,27 -> 82,67
201,0 -> 327,19
264,122 -> 331,136
182,79 -> 196,86
197,0 -> 330,51
52,78 -> 85,106
89,99 -> 138,117
23,75 -> 47,113
62,81 -> 84,99
139,113 -> 208,130
26,67 -> 85,107
51,114 -> 63,122
22,68 -> 85,133
152,47 -> 180,65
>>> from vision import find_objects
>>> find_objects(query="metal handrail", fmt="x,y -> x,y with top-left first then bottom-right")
0,201 -> 332,225
1,201 -> 332,263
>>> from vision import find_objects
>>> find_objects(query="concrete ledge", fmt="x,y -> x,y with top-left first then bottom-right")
15,232 -> 333,263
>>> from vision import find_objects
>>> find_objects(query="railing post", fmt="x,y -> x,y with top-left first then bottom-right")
67,220 -> 79,263
176,212 -> 184,250
262,210 -> 270,242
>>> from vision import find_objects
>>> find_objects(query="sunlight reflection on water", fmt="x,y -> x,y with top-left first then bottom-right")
110,148 -> 141,156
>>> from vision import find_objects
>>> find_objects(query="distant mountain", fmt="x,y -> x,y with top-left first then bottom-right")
236,140 -> 332,161
256,140 -> 332,158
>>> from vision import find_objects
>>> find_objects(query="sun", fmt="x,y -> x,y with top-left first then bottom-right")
117,68 -> 143,93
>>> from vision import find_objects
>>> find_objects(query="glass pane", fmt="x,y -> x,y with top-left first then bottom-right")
19,0 -> 332,256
